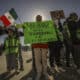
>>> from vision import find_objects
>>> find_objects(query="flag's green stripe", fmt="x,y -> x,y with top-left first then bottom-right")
9,8 -> 18,20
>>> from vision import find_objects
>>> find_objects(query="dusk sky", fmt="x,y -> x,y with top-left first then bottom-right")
0,0 -> 80,23
0,0 -> 80,45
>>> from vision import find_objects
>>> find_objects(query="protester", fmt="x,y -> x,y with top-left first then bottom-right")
65,13 -> 80,72
48,19 -> 65,73
32,15 -> 50,80
4,26 -> 20,74
15,28 -> 24,71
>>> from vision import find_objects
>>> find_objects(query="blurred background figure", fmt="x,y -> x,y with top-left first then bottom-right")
48,19 -> 65,73
64,13 -> 80,73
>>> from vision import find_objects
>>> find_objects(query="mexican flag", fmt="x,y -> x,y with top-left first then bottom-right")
0,8 -> 18,27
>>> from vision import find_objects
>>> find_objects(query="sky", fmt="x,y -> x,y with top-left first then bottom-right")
0,0 -> 80,45
0,0 -> 80,23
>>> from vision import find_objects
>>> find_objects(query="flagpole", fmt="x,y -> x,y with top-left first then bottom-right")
17,17 -> 25,29
11,8 -> 24,29
18,17 -> 23,24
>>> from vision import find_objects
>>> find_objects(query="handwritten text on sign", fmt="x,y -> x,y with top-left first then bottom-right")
24,21 -> 57,44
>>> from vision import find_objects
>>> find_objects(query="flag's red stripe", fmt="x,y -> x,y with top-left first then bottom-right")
0,15 -> 11,27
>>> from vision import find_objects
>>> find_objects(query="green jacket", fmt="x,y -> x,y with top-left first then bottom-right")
4,36 -> 20,55
56,27 -> 64,41
54,24 -> 64,42
62,22 -> 71,41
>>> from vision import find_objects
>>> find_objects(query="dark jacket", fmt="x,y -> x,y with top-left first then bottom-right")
67,20 -> 80,44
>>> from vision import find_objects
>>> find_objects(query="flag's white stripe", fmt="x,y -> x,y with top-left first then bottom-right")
4,12 -> 15,25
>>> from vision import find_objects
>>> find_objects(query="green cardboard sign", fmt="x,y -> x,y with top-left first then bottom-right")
24,21 -> 58,44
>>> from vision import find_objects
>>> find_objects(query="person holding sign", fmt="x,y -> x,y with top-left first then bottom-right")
32,15 -> 50,80
48,19 -> 65,73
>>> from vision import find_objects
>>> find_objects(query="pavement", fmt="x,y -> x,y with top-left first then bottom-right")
0,50 -> 80,80
0,51 -> 32,80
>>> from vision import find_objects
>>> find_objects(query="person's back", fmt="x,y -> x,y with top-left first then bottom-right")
32,15 -> 49,80
32,15 -> 48,49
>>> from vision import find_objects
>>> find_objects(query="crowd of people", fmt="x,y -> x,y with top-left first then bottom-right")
0,12 -> 80,80
32,13 -> 80,80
